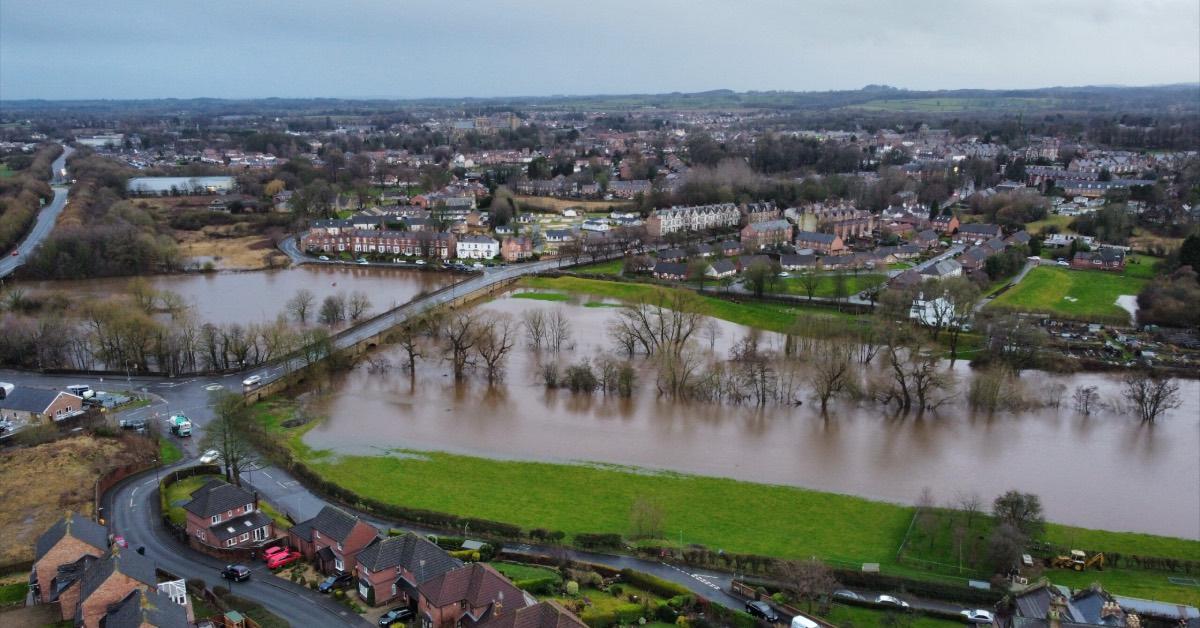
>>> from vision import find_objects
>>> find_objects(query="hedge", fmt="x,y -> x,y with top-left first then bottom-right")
514,576 -> 561,595
581,602 -> 648,627
619,569 -> 693,599
575,533 -> 624,550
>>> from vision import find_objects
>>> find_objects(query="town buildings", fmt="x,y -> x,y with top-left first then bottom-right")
645,203 -> 740,237
740,219 -> 793,250
457,234 -> 500,260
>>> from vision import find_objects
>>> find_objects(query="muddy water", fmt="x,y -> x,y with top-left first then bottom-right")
20,265 -> 455,326
303,292 -> 1200,539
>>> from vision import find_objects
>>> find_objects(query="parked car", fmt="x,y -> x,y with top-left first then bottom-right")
961,609 -> 994,624
832,589 -> 862,601
199,449 -> 222,464
317,572 -> 353,593
1056,260 -> 1070,267
242,375 -> 263,388
0,418 -> 12,433
318,255 -> 330,261
875,595 -> 910,609
379,607 -> 414,626
264,546 -> 301,569
745,601 -> 779,623
10,250 -> 17,257
415,259 -> 427,266
221,564 -> 251,582
118,418 -> 148,433
789,616 -> 819,628
357,258 -> 369,265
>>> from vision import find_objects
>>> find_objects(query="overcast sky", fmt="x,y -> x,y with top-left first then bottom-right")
2,0 -> 1197,100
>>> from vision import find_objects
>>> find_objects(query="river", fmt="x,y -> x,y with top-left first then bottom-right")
301,290 -> 1200,540
20,265 -> 456,326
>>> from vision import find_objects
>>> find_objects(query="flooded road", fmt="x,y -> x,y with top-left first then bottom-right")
21,265 -> 455,326
303,292 -> 1200,539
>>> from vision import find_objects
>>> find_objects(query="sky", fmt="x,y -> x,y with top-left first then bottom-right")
1,0 -> 1198,100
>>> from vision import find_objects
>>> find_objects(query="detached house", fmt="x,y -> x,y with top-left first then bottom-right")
1072,248 -> 1126,271
705,260 -> 737,279
0,387 -> 84,425
652,262 -> 689,280
100,588 -> 190,628
182,479 -> 274,551
288,506 -> 379,575
33,512 -> 109,604
477,601 -> 587,628
501,236 -> 534,262
355,533 -> 462,607
417,563 -> 535,628
60,549 -> 164,627
931,214 -> 959,234
793,231 -> 846,256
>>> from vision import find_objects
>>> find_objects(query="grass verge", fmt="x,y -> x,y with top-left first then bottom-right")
159,439 -> 183,465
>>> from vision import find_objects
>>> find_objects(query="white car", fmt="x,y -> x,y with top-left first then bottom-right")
961,609 -> 994,624
415,259 -> 427,265
1056,260 -> 1069,266
875,595 -> 910,608
199,450 -> 221,464
242,375 -> 263,387
778,271 -> 791,278
318,255 -> 330,261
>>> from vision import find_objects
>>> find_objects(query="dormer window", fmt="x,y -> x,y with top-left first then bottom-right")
244,503 -> 254,513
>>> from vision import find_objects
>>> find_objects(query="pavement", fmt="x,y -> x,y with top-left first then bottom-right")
0,145 -> 73,279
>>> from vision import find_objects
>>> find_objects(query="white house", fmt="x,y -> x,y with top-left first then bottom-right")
581,218 -> 612,232
456,234 -> 499,259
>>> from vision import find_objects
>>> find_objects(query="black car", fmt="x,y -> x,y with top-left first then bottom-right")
119,418 -> 148,432
317,571 -> 353,593
745,600 -> 779,623
220,564 -> 251,582
379,607 -> 414,626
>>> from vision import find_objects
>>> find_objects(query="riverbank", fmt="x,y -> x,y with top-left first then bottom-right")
251,397 -> 1200,606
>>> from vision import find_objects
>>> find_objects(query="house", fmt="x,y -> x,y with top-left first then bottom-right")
954,223 -> 1003,244
1045,233 -> 1095,248
994,581 -> 1139,628
1005,230 -> 1031,247
417,563 -> 535,628
181,479 -> 274,550
793,231 -> 846,256
0,387 -> 84,425
912,229 -> 941,249
657,248 -> 687,263
1072,249 -> 1126,271
740,201 -> 781,225
693,243 -> 715,257
100,588 -> 189,628
645,203 -> 740,237
354,533 -> 462,607
541,229 -> 575,254
501,237 -> 534,262
790,203 -> 875,239
301,229 -> 457,259
457,234 -> 500,260
737,254 -> 773,271
288,506 -> 379,575
779,254 -> 817,271
958,247 -> 991,272
931,214 -> 959,234
921,259 -> 963,278
33,512 -> 110,604
476,601 -> 587,628
652,262 -> 689,280
717,240 -> 742,257
740,219 -> 793,250
60,549 -> 157,627
889,268 -> 923,289
704,260 -> 737,279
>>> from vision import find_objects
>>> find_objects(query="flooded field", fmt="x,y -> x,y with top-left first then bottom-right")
302,291 -> 1200,539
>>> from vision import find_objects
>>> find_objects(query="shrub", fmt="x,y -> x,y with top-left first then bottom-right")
575,532 -> 623,550
515,576 -> 560,595
619,569 -> 692,598
566,581 -> 579,596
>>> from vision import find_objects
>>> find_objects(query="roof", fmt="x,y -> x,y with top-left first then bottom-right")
79,548 -> 157,604
477,601 -> 587,628
958,223 -> 1002,235
293,505 -> 361,543
924,259 -> 962,277
182,480 -> 256,519
51,555 -> 98,601
793,231 -> 838,244
707,260 -> 736,274
653,262 -> 689,276
1,388 -> 76,414
102,588 -> 189,628
35,512 -> 109,561
208,511 -> 273,542
744,219 -> 791,233
356,533 -> 462,584
419,563 -> 529,612
779,254 -> 816,268
1075,249 -> 1125,263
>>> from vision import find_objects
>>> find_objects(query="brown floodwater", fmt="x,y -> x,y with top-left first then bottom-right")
19,265 -> 455,326
302,291 -> 1200,539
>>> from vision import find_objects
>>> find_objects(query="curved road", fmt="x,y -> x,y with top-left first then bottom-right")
0,145 -> 73,279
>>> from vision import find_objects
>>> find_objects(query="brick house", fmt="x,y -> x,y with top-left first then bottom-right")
477,601 -> 587,628
911,229 -> 941,249
288,506 -> 379,575
793,231 -> 846,256
301,229 -> 457,259
100,588 -> 189,628
931,214 -> 959,234
417,563 -> 534,628
953,223 -> 1003,245
32,512 -> 109,604
958,247 -> 990,272
740,201 -> 781,225
739,219 -> 793,250
60,549 -> 157,627
1072,248 -> 1126,271
354,533 -> 461,607
181,479 -> 274,550
501,237 -> 534,262
0,387 -> 84,425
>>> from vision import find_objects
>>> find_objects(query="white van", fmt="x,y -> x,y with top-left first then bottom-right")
791,616 -> 820,628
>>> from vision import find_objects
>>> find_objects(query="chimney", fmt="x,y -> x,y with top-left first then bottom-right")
1047,593 -> 1066,628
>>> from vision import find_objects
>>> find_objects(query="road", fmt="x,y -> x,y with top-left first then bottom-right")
0,145 -> 73,279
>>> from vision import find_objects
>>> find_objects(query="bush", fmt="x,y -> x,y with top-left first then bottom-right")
575,532 -> 623,550
566,581 -> 579,596
515,576 -> 560,595
619,569 -> 693,599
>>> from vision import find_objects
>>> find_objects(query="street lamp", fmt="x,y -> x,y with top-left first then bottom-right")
125,360 -> 132,385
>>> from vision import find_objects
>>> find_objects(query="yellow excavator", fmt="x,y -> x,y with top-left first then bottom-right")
1050,550 -> 1105,571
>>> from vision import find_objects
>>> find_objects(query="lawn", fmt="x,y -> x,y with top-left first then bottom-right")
987,266 -> 1148,324
1023,214 -> 1074,234
573,259 -> 625,276
489,561 -> 561,583
511,291 -> 571,302
159,438 -> 183,465
163,475 -> 220,526
0,164 -> 13,178
823,604 -> 962,628
0,581 -> 27,606
551,585 -> 665,626
774,273 -> 885,298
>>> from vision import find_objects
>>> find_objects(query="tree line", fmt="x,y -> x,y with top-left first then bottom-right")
0,143 -> 61,254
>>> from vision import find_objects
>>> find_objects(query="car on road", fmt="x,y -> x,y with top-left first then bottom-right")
875,595 -> 910,609
263,546 -> 301,569
199,449 -> 222,464
745,600 -> 779,623
378,607 -> 414,626
790,616 -> 819,628
832,589 -> 862,601
221,564 -> 251,582
1056,260 -> 1070,266
242,375 -> 263,388
113,535 -> 128,548
118,418 -> 148,433
357,258 -> 369,265
415,259 -> 427,265
10,250 -> 17,257
961,609 -> 994,624
317,571 -> 354,593
318,255 -> 330,261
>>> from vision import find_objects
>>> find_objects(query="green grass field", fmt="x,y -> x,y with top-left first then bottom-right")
775,273 -> 885,298
824,604 -> 962,628
0,581 -> 28,606
573,259 -> 625,275
1023,214 -> 1074,234
489,561 -> 561,583
159,439 -> 183,465
511,291 -> 571,302
988,266 -> 1148,324
0,164 -> 14,179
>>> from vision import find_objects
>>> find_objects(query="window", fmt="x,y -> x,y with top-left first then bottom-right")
225,539 -> 235,547
244,503 -> 254,513
253,527 -> 268,542
211,514 -> 221,525
314,531 -> 320,540
239,533 -> 249,543
335,557 -> 344,572
391,583 -> 397,596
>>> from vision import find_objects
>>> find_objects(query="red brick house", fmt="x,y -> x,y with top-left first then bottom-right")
288,505 -> 379,575
302,228 -> 457,259
182,479 -> 274,551
417,563 -> 534,628
477,601 -> 587,628
739,219 -> 793,250
0,387 -> 84,425
501,236 -> 534,262
354,533 -> 462,607
60,549 -> 156,627
1071,249 -> 1126,271
793,231 -> 845,256
32,512 -> 109,604
931,214 -> 959,234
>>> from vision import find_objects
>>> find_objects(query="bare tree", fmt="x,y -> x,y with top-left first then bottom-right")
702,319 -> 722,351
522,309 -> 547,349
796,267 -> 821,301
608,294 -> 701,358
392,321 -> 424,373
1071,385 -> 1100,415
200,391 -> 255,486
779,559 -> 839,614
546,308 -> 573,352
629,496 -> 666,539
1122,371 -> 1182,422
810,338 -> 855,414
443,311 -> 479,380
287,289 -> 316,324
916,487 -> 938,550
954,490 -> 983,529
347,291 -> 372,322
876,330 -> 953,413
318,294 -> 346,326
476,315 -> 517,384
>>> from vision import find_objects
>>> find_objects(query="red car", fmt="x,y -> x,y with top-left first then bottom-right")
264,546 -> 301,569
